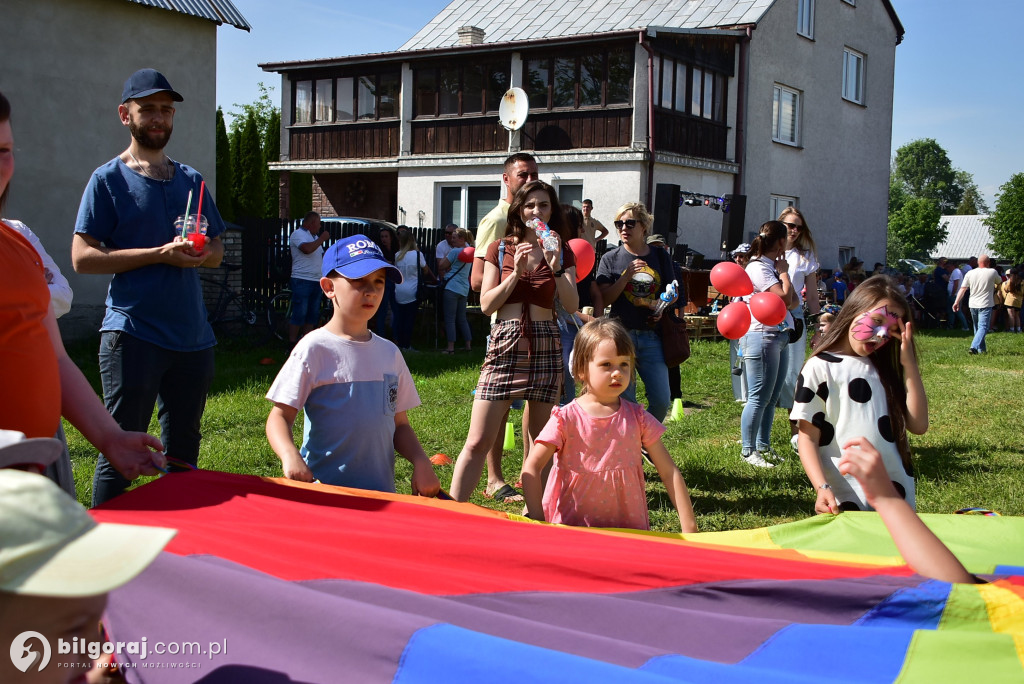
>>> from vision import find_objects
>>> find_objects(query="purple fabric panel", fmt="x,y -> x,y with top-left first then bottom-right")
301,575 -> 918,667
105,553 -> 434,684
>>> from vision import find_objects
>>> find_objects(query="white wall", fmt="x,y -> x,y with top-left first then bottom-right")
4,0 -> 222,336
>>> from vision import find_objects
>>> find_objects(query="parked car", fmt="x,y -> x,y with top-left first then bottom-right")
896,258 -> 931,275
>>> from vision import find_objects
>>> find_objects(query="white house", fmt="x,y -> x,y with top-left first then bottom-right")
261,0 -> 903,270
3,0 -> 250,335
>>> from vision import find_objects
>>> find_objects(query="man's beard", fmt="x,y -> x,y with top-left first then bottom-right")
129,119 -> 172,150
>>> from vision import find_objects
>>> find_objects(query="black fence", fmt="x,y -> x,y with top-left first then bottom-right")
236,218 -> 449,302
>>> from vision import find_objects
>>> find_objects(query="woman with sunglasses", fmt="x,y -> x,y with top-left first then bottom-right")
777,207 -> 821,453
595,202 -> 677,422
448,180 -> 577,502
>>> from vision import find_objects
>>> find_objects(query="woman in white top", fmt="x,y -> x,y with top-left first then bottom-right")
777,207 -> 821,452
739,221 -> 797,467
391,227 -> 434,351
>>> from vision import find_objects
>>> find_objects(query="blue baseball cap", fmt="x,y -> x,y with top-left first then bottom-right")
322,235 -> 403,283
122,69 -> 183,103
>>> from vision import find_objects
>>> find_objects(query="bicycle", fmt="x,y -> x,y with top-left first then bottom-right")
200,263 -> 270,341
267,285 -> 332,341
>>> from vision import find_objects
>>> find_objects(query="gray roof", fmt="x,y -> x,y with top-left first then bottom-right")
930,215 -> 993,260
400,0 -> 774,51
124,0 -> 251,31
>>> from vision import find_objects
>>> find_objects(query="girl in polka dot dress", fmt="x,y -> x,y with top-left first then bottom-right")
521,318 -> 697,532
792,276 -> 928,514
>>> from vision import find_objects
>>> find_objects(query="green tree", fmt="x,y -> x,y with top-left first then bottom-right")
289,173 -> 313,219
229,82 -> 277,145
887,198 -> 946,263
892,139 -> 963,214
262,109 -> 281,219
986,173 -> 1024,263
233,111 -> 264,218
954,169 -> 989,215
215,107 -> 234,222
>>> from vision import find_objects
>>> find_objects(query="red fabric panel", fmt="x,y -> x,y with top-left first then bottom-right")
92,470 -> 912,596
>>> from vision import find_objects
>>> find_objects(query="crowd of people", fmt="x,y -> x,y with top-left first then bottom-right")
1,78 -> 987,676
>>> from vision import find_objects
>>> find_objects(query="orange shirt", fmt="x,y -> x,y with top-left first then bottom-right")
0,221 -> 61,437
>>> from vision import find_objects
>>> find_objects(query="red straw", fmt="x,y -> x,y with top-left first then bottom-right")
195,180 -> 206,229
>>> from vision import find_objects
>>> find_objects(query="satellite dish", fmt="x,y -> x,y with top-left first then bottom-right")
498,87 -> 529,131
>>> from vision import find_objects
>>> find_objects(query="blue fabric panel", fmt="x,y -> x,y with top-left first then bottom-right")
739,624 -> 912,683
393,623 -> 683,683
854,579 -> 950,630
995,565 -> 1024,576
641,653 -> 822,683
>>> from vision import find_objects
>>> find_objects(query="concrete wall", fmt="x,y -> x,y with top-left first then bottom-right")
743,0 -> 898,270
3,0 -> 222,337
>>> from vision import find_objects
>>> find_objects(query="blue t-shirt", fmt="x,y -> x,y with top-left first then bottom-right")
832,280 -> 848,303
444,247 -> 471,297
74,158 -> 226,351
264,328 -> 421,492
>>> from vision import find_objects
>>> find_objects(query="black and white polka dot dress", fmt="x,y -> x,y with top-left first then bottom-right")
791,353 -> 916,511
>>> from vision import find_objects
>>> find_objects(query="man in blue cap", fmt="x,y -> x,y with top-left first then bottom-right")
72,68 -> 227,506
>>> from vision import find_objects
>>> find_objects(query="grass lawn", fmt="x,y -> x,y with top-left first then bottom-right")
64,325 -> 1024,532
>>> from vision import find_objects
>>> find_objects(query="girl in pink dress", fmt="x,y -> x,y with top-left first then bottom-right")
521,318 -> 697,532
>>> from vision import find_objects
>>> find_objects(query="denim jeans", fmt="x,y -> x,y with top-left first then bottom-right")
93,331 -> 215,506
778,311 -> 807,410
947,293 -> 968,330
730,338 -> 748,402
289,277 -> 322,326
443,289 -> 472,346
622,329 -> 670,422
555,311 -> 580,406
740,329 -> 790,452
375,280 -> 396,337
392,299 -> 420,349
970,306 -> 993,352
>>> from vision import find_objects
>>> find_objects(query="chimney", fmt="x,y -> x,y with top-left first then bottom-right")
457,26 -> 485,45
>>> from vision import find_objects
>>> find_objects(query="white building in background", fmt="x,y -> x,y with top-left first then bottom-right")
262,0 -> 903,270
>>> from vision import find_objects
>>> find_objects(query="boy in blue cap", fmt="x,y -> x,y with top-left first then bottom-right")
265,236 -> 440,496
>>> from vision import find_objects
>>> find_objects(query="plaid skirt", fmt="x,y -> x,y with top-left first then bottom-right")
475,319 -> 562,403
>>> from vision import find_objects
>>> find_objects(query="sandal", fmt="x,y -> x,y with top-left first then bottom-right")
441,349 -> 455,355
484,484 -> 523,503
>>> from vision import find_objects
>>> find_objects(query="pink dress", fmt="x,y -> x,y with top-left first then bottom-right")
536,399 -> 665,529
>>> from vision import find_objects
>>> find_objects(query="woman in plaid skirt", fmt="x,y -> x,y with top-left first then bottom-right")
449,181 -> 578,502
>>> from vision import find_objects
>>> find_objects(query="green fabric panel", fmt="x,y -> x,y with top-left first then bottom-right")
764,512 -> 1024,574
896,630 -> 1023,683
939,583 -> 994,632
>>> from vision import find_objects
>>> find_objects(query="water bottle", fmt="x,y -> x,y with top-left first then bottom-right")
527,218 -> 560,252
711,299 -> 720,315
652,280 -> 678,317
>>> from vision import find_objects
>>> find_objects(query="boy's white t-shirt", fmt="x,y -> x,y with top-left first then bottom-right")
791,352 -> 916,511
265,328 -> 420,491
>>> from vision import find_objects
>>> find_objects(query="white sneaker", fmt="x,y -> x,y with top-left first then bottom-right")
743,451 -> 776,468
790,434 -> 800,453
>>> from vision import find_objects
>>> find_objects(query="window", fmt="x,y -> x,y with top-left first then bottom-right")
526,47 -> 633,110
652,55 -> 727,123
842,0 -> 855,5
797,0 -> 814,39
770,195 -> 797,222
293,72 -> 399,124
772,84 -> 800,145
439,185 -> 502,231
414,62 -> 509,117
557,184 -> 583,209
838,246 -> 855,269
842,48 -> 865,104
294,81 -> 312,124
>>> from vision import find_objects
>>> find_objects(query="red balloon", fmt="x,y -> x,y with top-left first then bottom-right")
710,261 -> 753,297
717,302 -> 751,340
567,238 -> 596,282
750,292 -> 788,326
457,246 -> 475,263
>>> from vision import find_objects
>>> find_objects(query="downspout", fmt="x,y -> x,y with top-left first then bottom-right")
639,31 -> 655,207
733,27 -> 752,197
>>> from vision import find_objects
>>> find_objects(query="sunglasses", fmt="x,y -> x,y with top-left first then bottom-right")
783,221 -> 802,230
614,219 -> 638,229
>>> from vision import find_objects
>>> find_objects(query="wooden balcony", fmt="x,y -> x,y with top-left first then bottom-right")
288,121 -> 400,160
653,110 -> 728,161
